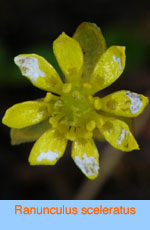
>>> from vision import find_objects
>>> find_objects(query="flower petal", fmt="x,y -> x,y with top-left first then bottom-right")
97,115 -> 139,151
2,101 -> 51,129
29,128 -> 67,165
90,46 -> 126,94
10,119 -> 51,145
71,139 -> 100,179
53,32 -> 83,83
14,54 -> 63,94
73,22 -> 106,81
101,90 -> 149,117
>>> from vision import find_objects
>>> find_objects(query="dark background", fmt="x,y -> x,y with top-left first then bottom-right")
0,0 -> 150,199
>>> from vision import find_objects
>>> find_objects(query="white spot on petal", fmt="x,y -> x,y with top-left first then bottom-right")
74,153 -> 99,177
112,55 -> 122,70
117,128 -> 129,145
126,91 -> 143,114
37,151 -> 59,162
14,56 -> 45,83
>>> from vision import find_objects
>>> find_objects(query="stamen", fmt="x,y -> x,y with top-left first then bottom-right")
88,95 -> 94,104
62,83 -> 72,93
86,120 -> 96,131
44,92 -> 58,102
83,83 -> 92,89
49,114 -> 63,128
94,97 -> 102,110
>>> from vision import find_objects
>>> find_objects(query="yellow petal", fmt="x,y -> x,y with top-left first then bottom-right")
90,46 -> 126,94
96,110 -> 134,133
2,101 -> 51,129
29,128 -> 67,165
101,90 -> 149,117
14,54 -> 63,94
71,139 -> 100,179
97,115 -> 139,151
73,22 -> 106,81
10,119 -> 51,145
53,32 -> 83,83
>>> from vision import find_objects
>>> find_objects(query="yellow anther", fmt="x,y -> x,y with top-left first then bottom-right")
54,99 -> 64,110
86,120 -> 96,131
83,83 -> 92,89
88,95 -> 94,104
49,117 -> 58,128
95,115 -> 104,129
49,115 -> 62,128
62,83 -> 72,93
44,92 -> 58,102
44,92 -> 53,102
94,97 -> 102,110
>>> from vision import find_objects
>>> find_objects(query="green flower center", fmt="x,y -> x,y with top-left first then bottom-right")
50,84 -> 95,129
61,86 -> 93,126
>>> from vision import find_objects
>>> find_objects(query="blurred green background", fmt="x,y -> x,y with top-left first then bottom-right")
0,0 -> 150,199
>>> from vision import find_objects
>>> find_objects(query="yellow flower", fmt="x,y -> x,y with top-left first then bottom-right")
2,22 -> 149,180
